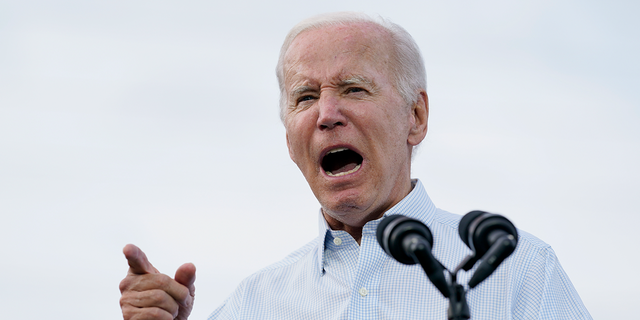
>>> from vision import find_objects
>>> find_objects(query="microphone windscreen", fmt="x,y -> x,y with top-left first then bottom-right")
376,214 -> 403,253
458,210 -> 486,247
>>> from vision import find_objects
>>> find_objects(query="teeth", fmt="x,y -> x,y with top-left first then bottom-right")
326,163 -> 361,177
327,147 -> 348,154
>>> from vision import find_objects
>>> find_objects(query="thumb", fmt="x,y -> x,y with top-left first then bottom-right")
123,244 -> 159,275
175,262 -> 197,294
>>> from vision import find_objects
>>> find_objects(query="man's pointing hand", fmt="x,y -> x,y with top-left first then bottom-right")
119,244 -> 196,320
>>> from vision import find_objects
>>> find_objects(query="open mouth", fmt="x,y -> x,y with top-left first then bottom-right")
321,147 -> 363,177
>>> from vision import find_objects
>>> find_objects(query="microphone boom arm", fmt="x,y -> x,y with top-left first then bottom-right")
404,234 -> 450,298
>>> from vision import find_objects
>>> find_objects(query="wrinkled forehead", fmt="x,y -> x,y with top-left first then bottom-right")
283,22 -> 395,74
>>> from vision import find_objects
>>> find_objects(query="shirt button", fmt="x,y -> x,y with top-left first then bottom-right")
359,287 -> 368,297
333,237 -> 343,245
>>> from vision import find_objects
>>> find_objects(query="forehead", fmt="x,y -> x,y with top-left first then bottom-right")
283,23 -> 394,84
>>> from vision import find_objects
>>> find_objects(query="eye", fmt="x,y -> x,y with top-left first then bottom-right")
345,87 -> 367,94
297,95 -> 316,104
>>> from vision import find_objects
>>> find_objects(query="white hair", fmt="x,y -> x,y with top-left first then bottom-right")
276,12 -> 427,122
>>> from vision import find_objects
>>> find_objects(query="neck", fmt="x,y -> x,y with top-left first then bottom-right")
322,211 -> 374,245
322,179 -> 416,244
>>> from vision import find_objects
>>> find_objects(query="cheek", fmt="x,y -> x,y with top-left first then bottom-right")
386,108 -> 412,138
286,126 -> 313,165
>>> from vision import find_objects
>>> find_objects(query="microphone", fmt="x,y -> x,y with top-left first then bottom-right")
377,214 -> 450,297
458,211 -> 518,288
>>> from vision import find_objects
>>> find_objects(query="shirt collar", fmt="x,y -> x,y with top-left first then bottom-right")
315,179 -> 437,274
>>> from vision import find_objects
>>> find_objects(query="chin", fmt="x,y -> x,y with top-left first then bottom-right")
321,191 -> 370,216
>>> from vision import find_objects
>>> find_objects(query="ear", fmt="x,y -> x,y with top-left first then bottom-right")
407,90 -> 429,146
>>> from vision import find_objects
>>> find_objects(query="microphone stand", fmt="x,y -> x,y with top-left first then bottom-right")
411,244 -> 471,319
413,232 -> 519,319
446,271 -> 470,320
412,253 -> 481,320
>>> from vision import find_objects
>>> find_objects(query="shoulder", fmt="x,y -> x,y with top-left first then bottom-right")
430,208 -> 552,252
514,228 -> 553,259
431,208 -> 463,229
254,236 -> 322,273
509,231 -> 592,318
428,208 -> 557,271
229,235 -> 322,294
208,236 -> 323,319
237,236 -> 322,297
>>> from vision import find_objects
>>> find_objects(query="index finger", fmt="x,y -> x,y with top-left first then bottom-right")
123,244 -> 159,275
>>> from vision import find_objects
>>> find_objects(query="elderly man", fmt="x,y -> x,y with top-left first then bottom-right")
119,12 -> 591,320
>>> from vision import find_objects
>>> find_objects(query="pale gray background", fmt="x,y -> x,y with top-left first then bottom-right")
1,1 -> 638,319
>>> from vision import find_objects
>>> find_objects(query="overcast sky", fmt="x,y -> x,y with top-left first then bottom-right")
1,1 -> 638,319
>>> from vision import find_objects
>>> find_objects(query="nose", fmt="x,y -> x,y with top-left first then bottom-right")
316,95 -> 347,130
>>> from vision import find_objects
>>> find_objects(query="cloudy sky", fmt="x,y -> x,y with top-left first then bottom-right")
1,1 -> 638,319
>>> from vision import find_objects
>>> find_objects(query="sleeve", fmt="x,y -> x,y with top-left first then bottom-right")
512,246 -> 592,320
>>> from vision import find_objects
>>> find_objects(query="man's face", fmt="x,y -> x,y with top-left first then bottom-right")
283,23 -> 427,227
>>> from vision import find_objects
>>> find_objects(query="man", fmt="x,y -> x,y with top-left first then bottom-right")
119,12 -> 591,319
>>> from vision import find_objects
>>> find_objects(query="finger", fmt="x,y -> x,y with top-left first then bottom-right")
121,304 -> 174,320
174,263 -> 196,295
120,289 -> 180,318
119,272 -> 168,294
123,244 -> 158,275
125,273 -> 191,305
174,263 -> 196,320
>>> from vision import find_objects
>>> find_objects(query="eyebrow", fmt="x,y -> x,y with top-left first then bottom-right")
288,75 -> 377,97
340,75 -> 374,87
291,85 -> 314,97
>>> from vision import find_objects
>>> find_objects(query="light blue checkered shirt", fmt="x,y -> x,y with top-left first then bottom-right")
208,179 -> 591,319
